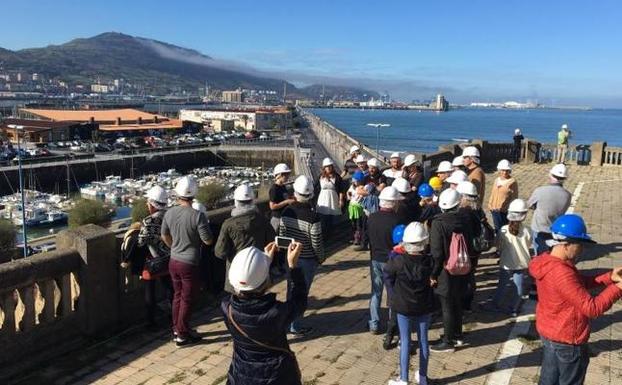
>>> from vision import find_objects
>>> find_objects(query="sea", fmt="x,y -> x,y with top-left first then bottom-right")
309,108 -> 622,154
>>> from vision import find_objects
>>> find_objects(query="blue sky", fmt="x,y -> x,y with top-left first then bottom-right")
1,0 -> 621,107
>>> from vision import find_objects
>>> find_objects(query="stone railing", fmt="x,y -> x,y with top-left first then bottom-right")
602,144 -> 622,166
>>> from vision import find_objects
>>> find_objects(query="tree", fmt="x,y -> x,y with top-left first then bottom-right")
0,218 -> 16,263
196,183 -> 227,210
131,198 -> 150,223
68,199 -> 111,228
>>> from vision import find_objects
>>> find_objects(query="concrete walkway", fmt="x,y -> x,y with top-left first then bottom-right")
23,163 -> 622,385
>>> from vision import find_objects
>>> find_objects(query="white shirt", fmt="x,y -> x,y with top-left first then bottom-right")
497,224 -> 532,270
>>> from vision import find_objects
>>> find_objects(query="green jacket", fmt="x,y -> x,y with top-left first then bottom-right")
557,130 -> 569,145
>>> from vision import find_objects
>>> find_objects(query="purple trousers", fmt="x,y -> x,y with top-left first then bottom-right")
169,258 -> 199,338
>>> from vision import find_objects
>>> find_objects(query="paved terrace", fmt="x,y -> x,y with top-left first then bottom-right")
21,163 -> 622,385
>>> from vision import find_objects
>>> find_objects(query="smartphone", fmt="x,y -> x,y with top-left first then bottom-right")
275,236 -> 294,249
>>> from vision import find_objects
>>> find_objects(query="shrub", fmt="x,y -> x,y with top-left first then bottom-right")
68,199 -> 111,228
196,183 -> 227,209
0,218 -> 16,262
131,198 -> 150,223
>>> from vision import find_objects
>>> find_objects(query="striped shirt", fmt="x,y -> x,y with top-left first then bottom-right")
279,202 -> 324,261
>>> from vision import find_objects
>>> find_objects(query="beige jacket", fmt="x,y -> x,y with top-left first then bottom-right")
467,166 -> 486,203
488,177 -> 518,212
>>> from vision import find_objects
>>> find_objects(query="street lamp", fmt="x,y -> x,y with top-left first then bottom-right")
366,123 -> 391,157
8,124 -> 28,257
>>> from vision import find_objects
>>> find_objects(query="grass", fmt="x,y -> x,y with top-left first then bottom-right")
166,371 -> 187,384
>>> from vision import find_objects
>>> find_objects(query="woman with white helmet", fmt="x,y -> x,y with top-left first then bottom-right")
222,241 -> 306,384
452,156 -> 465,172
393,177 -> 421,224
341,145 -> 361,177
436,160 -> 453,189
269,163 -> 296,231
484,199 -> 532,317
446,170 -> 468,189
402,154 -> 424,190
385,222 -> 437,385
488,159 -> 518,233
316,158 -> 345,236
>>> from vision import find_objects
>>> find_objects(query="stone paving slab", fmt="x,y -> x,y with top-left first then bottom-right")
18,163 -> 622,385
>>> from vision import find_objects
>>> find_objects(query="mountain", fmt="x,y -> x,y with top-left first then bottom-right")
0,32 -> 379,100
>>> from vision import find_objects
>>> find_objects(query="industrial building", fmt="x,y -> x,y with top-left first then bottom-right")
179,107 -> 292,132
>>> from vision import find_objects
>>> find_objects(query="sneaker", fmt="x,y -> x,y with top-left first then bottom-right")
454,339 -> 469,348
288,326 -> 313,336
173,329 -> 201,340
174,334 -> 202,347
415,370 -> 420,384
382,334 -> 394,350
387,379 -> 407,385
430,342 -> 455,353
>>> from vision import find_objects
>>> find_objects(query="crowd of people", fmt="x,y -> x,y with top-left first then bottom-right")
120,139 -> 622,385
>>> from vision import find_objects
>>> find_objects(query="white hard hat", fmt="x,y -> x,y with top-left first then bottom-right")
404,154 -> 418,167
507,198 -> 529,221
497,159 -> 512,171
452,156 -> 464,167
457,181 -> 478,197
368,158 -> 381,168
402,222 -> 429,243
322,157 -> 334,167
350,145 -> 361,155
192,200 -> 207,213
437,161 -> 453,173
293,175 -> 313,196
390,152 -> 401,159
378,186 -> 403,201
561,124 -> 569,130
146,186 -> 167,209
174,176 -> 198,198
446,170 -> 468,185
273,163 -> 291,175
514,128 -> 522,135
355,154 -> 367,163
550,163 -> 568,179
234,184 -> 254,201
439,189 -> 461,210
392,177 -> 411,194
462,146 -> 480,158
228,246 -> 270,292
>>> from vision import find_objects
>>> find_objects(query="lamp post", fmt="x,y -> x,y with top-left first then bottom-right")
366,123 -> 391,157
8,124 -> 28,257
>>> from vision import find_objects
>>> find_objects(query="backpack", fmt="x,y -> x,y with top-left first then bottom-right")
121,226 -> 146,273
446,232 -> 471,275
472,219 -> 495,254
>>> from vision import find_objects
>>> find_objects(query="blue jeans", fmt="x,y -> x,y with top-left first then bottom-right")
533,231 -> 551,256
397,313 -> 431,384
287,258 -> 318,332
491,210 -> 508,233
369,260 -> 386,331
492,269 -> 525,313
539,337 -> 589,385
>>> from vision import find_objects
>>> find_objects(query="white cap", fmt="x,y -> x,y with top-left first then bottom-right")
462,146 -> 480,158
550,163 -> 568,179
507,198 -> 529,221
322,157 -> 334,167
355,154 -> 367,163
146,186 -> 167,209
228,246 -> 270,292
273,163 -> 291,175
378,186 -> 403,201
497,159 -> 512,171
234,184 -> 254,201
452,156 -> 464,167
174,176 -> 198,198
368,158 -> 381,168
437,161 -> 453,173
561,124 -> 569,130
390,152 -> 401,159
514,128 -> 522,135
350,145 -> 361,155
402,222 -> 429,243
392,177 -> 411,194
293,175 -> 313,196
446,170 -> 468,185
404,154 -> 418,167
457,181 -> 478,197
192,200 -> 207,213
439,189 -> 461,210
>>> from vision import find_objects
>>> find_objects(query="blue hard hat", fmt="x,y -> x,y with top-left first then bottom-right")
417,183 -> 434,198
392,224 -> 406,245
550,214 -> 595,243
352,170 -> 365,182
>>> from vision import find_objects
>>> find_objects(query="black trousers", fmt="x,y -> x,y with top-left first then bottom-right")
145,276 -> 173,325
439,294 -> 463,343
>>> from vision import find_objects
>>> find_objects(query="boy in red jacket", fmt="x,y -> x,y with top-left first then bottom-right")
529,214 -> 622,385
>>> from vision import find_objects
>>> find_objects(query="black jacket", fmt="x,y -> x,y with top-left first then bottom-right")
367,208 -> 401,262
222,268 -> 307,385
384,252 -> 436,316
395,192 -> 421,225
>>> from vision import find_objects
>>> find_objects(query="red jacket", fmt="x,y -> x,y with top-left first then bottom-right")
529,252 -> 622,345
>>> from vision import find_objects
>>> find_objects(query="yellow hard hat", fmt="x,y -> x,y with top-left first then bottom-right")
429,176 -> 443,191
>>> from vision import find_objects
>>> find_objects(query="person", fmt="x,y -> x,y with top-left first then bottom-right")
367,186 -> 403,334
403,154 -> 423,189
385,222 -> 436,385
452,156 -> 465,172
356,154 -> 369,174
161,176 -> 214,346
462,146 -> 485,203
279,175 -> 324,335
485,199 -> 531,316
383,152 -> 403,185
342,145 -> 361,177
445,170 -> 467,189
135,186 -> 173,328
368,158 -> 387,191
392,177 -> 420,224
418,183 -> 441,225
529,214 -> 622,385
382,224 -> 406,350
348,171 -> 367,247
429,189 -> 477,352
428,176 -> 443,194
528,163 -> 571,255
269,163 -> 296,231
436,161 -> 453,192
556,124 -> 571,164
215,184 -> 275,294
488,159 -> 518,233
315,157 -> 345,235
513,128 -> 524,163
223,242 -> 307,385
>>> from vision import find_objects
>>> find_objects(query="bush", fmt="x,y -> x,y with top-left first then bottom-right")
196,183 -> 227,209
131,198 -> 150,223
68,199 -> 111,228
0,218 -> 16,262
